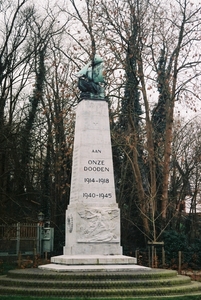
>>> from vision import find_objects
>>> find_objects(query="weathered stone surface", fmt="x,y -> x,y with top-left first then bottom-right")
63,99 -> 122,256
50,254 -> 137,266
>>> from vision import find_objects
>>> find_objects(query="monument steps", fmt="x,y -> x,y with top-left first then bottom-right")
1,268 -> 201,298
0,274 -> 191,288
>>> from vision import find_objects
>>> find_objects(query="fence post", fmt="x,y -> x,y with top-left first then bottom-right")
148,246 -> 151,267
178,251 -> 182,274
162,246 -> 165,267
33,247 -> 37,265
151,245 -> 155,268
135,250 -> 138,264
17,251 -> 22,267
37,224 -> 40,254
37,224 -> 43,255
16,223 -> 20,255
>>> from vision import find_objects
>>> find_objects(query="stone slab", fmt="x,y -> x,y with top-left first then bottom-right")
51,254 -> 137,265
39,263 -> 150,273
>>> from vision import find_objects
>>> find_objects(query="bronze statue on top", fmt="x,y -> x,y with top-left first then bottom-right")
77,55 -> 105,101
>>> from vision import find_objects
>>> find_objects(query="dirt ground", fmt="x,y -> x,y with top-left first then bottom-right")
181,270 -> 201,281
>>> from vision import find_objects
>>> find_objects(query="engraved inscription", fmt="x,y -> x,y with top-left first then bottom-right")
84,178 -> 109,184
81,148 -> 113,200
84,158 -> 109,172
88,160 -> 104,165
84,166 -> 109,172
83,193 -> 112,199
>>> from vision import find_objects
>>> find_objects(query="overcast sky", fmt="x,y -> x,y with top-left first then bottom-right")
30,0 -> 201,121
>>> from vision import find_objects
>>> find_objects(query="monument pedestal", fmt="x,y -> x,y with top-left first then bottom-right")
39,99 -> 143,272
63,99 -> 122,256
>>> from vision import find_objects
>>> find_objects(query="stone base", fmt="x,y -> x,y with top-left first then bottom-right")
38,254 -> 145,272
51,254 -> 137,265
38,263 -> 150,272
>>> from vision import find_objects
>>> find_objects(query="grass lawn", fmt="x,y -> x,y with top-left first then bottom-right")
1,296 -> 201,300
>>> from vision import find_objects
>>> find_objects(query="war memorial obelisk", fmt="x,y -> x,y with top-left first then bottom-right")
62,98 -> 122,256
39,56 -> 146,271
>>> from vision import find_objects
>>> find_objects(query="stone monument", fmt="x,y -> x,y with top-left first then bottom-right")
39,56 -> 143,271
63,98 -> 122,256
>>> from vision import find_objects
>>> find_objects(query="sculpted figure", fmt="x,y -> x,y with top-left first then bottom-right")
77,55 -> 105,100
77,209 -> 118,242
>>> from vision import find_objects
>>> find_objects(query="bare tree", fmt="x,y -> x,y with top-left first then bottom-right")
69,0 -> 201,243
171,118 -> 201,238
0,0 -> 71,223
0,0 -> 35,222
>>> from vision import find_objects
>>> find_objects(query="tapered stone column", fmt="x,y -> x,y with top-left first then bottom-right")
63,99 -> 121,256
